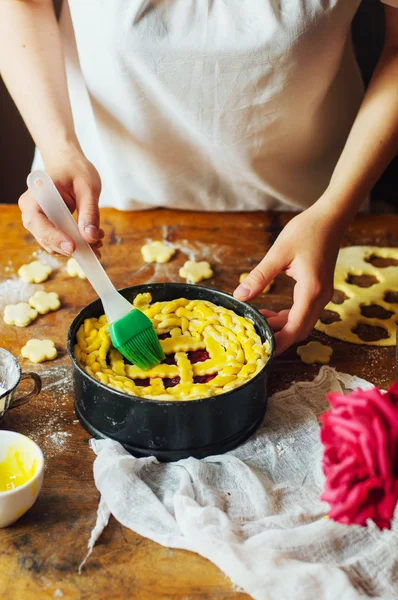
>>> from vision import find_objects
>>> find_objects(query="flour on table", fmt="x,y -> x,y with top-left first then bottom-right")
48,431 -> 71,448
32,249 -> 61,270
0,279 -> 36,308
22,363 -> 74,460
171,239 -> 231,263
4,261 -> 13,274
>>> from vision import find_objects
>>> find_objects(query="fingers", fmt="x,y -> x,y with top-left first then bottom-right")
260,309 -> 290,333
74,177 -> 102,244
19,189 -> 105,257
234,248 -> 283,301
19,191 -> 76,256
260,308 -> 290,319
91,240 -> 103,259
259,309 -> 279,319
274,278 -> 332,354
266,315 -> 289,333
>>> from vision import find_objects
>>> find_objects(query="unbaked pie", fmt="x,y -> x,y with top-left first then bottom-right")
74,293 -> 271,400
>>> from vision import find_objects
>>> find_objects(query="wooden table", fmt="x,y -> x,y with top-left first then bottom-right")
0,206 -> 396,600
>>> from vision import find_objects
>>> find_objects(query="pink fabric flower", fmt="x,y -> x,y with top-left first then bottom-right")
320,383 -> 398,530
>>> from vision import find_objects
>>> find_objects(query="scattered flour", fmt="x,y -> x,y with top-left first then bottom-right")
48,431 -> 72,448
167,239 -> 231,263
25,363 -> 75,461
32,249 -> 62,270
0,279 -> 37,308
3,260 -> 14,275
145,229 -> 233,263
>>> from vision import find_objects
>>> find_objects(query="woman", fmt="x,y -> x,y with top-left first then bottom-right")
1,0 -> 397,353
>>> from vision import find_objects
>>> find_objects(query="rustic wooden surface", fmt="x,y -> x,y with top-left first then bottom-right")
0,206 -> 396,600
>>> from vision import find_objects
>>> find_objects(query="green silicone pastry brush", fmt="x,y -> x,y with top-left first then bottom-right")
27,171 -> 165,370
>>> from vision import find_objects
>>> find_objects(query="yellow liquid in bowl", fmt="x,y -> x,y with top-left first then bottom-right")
0,445 -> 37,492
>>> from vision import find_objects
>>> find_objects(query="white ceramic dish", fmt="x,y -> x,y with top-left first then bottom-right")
0,430 -> 44,528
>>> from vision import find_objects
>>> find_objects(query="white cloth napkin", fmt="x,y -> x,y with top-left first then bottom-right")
83,367 -> 398,600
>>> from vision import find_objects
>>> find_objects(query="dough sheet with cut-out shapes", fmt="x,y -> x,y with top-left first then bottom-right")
315,246 -> 398,346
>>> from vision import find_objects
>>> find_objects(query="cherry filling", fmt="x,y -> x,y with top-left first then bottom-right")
164,376 -> 181,388
193,374 -> 216,384
188,350 -> 209,363
134,378 -> 150,387
158,333 -> 171,340
162,354 -> 177,366
133,347 -> 215,388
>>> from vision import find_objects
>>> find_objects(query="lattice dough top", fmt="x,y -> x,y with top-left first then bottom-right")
315,246 -> 398,346
74,293 -> 271,400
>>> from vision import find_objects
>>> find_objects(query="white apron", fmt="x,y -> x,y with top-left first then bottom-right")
33,0 -> 397,211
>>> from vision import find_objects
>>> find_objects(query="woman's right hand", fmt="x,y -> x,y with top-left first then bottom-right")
18,148 -> 104,257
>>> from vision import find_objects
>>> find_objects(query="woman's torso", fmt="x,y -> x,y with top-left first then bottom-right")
33,0 -> 365,211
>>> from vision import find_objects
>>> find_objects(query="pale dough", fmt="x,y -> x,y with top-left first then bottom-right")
141,241 -> 176,263
315,246 -> 398,346
29,291 -> 61,315
21,339 -> 58,363
239,272 -> 274,294
18,260 -> 52,283
297,341 -> 333,365
67,258 -> 86,279
179,260 -> 213,283
4,303 -> 38,327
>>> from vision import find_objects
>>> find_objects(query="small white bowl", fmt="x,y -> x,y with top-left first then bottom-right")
0,430 -> 44,528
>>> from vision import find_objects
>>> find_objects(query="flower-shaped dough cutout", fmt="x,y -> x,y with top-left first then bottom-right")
179,260 -> 213,283
18,260 -> 52,283
239,273 -> 273,294
297,341 -> 333,365
141,241 -> 176,264
3,303 -> 38,327
29,291 -> 61,315
21,339 -> 58,364
67,258 -> 86,279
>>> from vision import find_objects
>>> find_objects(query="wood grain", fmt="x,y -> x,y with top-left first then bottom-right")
0,206 -> 396,600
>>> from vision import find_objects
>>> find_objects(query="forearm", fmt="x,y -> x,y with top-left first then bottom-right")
0,0 -> 80,161
315,8 -> 398,227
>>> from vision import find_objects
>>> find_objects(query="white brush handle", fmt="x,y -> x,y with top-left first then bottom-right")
27,171 -> 132,322
27,170 -> 115,298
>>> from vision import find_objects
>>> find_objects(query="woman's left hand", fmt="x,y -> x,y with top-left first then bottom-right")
233,205 -> 343,354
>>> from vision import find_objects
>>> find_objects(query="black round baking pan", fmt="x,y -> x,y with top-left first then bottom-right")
67,283 -> 275,461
